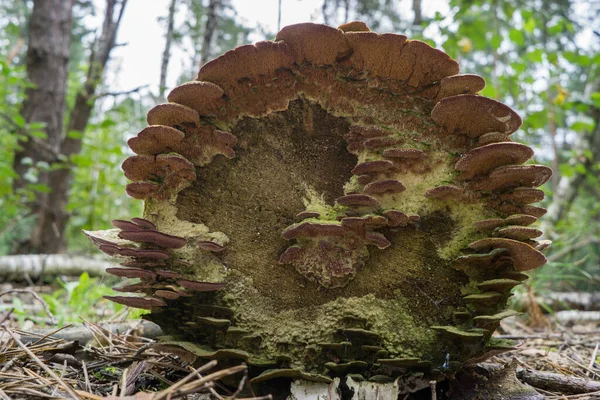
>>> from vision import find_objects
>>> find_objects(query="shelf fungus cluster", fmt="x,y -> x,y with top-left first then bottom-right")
89,22 -> 551,393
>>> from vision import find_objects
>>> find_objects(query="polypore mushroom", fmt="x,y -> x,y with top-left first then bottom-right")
275,23 -> 351,65
424,185 -> 464,200
127,125 -> 185,156
470,164 -> 552,192
431,95 -> 522,138
89,22 -> 552,393
118,230 -> 187,249
337,21 -> 370,32
363,179 -> 406,195
382,148 -> 425,159
122,154 -> 196,199
435,74 -> 486,102
130,217 -> 157,230
454,142 -> 534,180
351,160 -> 393,175
146,103 -> 200,127
104,295 -> 166,310
166,81 -> 225,116
469,238 -> 547,271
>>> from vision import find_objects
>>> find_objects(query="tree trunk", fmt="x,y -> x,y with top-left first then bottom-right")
413,0 -> 422,26
27,0 -> 128,254
199,0 -> 221,66
11,0 -> 75,254
159,0 -> 178,100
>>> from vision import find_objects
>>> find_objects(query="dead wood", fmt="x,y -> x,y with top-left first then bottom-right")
517,368 -> 600,395
0,254 -> 114,281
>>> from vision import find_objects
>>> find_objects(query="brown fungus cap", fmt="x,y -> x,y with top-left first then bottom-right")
275,23 -> 352,65
128,125 -> 185,156
104,295 -> 166,310
498,187 -> 545,204
473,219 -> 505,232
118,230 -> 187,249
382,210 -> 410,227
167,81 -> 224,116
343,32 -> 407,80
351,160 -> 393,175
106,267 -> 157,280
469,238 -> 546,271
176,279 -> 226,291
296,211 -> 320,220
435,74 -> 486,102
495,226 -> 543,241
424,185 -> 463,201
282,222 -> 346,240
146,103 -> 200,127
431,95 -> 522,138
363,179 -> 406,195
131,217 -> 157,230
197,240 -> 225,252
478,132 -> 512,146
122,154 -> 195,182
338,21 -> 370,32
177,127 -> 238,166
113,283 -> 152,293
111,219 -> 144,231
343,33 -> 458,86
382,148 -> 425,159
197,40 -> 294,90
505,214 -> 538,226
154,290 -> 181,300
125,181 -> 160,200
336,194 -> 380,208
117,247 -> 170,260
122,154 -> 196,199
471,164 -> 552,192
455,142 -> 534,180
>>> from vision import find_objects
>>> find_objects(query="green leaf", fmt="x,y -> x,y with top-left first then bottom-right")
68,130 -> 83,139
27,183 -> 51,193
13,114 -> 25,127
509,29 -> 525,46
591,92 -> 600,108
527,49 -> 543,63
524,18 -> 536,33
489,34 -> 502,50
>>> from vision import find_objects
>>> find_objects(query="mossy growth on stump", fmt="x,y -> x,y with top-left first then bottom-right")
87,22 -> 551,392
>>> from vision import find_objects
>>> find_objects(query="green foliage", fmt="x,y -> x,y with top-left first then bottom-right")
0,273 -> 146,326
66,98 -> 144,252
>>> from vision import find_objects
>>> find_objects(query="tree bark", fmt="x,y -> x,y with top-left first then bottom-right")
159,0 -> 177,100
26,0 -> 128,254
413,0 -> 422,26
199,0 -> 221,66
11,0 -> 76,254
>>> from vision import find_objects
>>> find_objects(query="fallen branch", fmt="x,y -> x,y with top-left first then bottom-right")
0,254 -> 115,281
512,292 -> 600,311
15,320 -> 163,344
518,368 -> 600,395
555,311 -> 600,324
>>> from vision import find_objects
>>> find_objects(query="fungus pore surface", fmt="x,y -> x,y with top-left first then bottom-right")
92,22 -> 551,390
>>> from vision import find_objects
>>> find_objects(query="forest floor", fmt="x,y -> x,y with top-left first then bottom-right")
0,281 -> 598,399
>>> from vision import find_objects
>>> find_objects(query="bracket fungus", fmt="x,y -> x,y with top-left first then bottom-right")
90,22 -> 551,395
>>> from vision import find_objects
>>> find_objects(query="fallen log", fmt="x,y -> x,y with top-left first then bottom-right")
512,292 -> 600,311
0,254 -> 115,281
12,320 -> 163,345
517,368 -> 600,394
